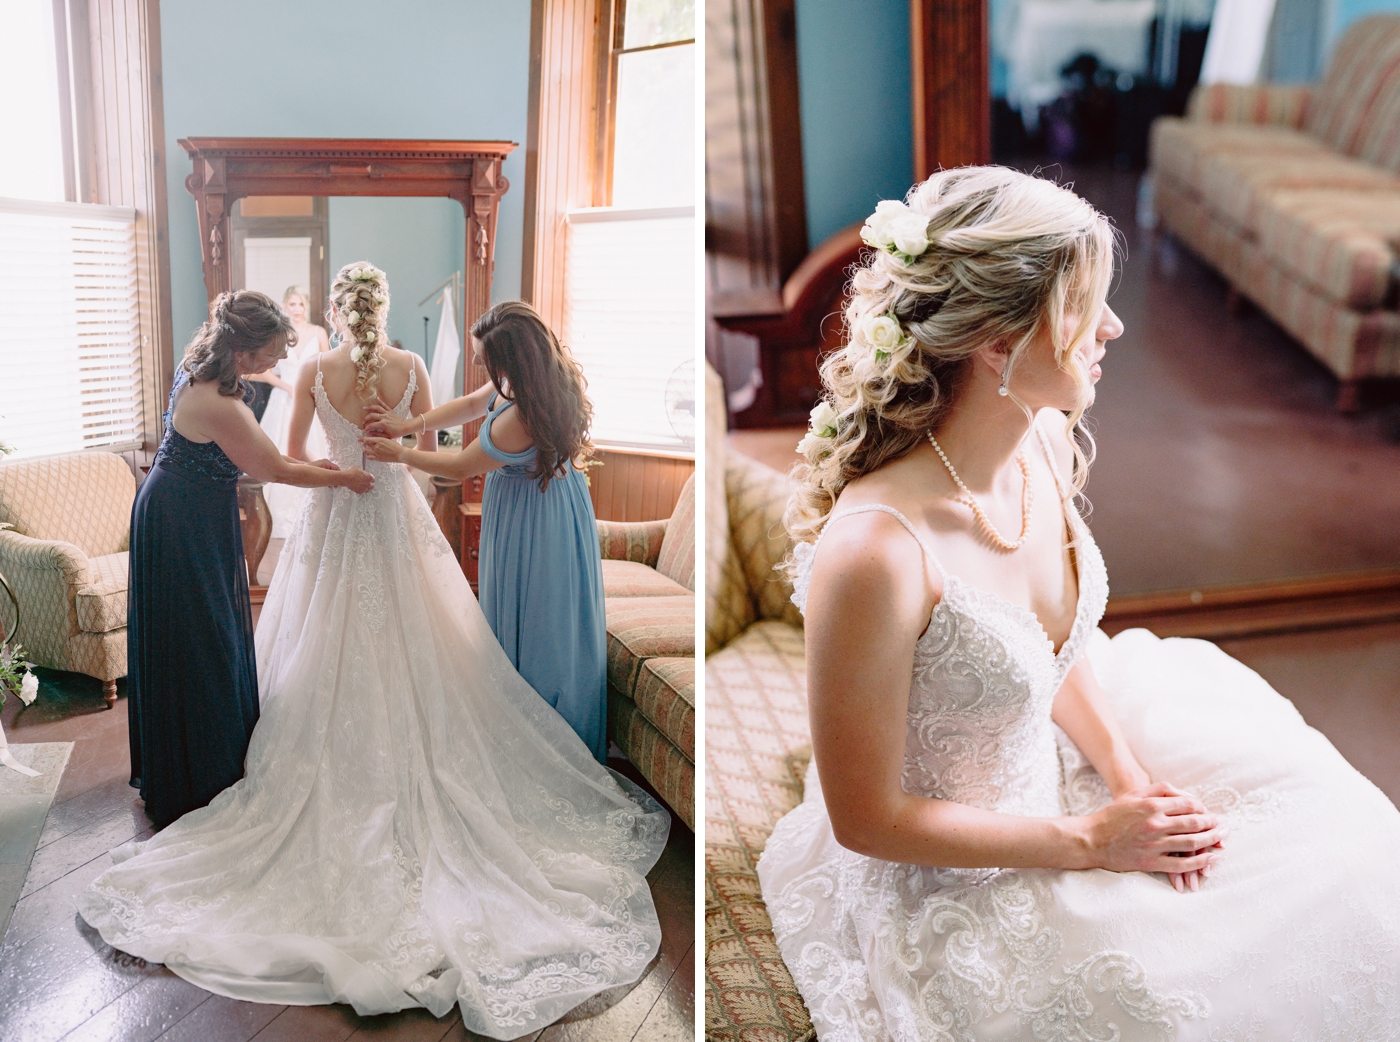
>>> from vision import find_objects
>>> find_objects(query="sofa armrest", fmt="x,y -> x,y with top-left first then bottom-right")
597,519 -> 668,568
0,529 -> 90,586
1186,83 -> 1314,128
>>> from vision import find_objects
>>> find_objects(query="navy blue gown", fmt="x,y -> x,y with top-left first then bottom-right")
127,370 -> 259,828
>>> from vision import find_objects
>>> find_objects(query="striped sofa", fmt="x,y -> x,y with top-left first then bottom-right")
1149,13 -> 1400,409
703,362 -> 816,1042
598,474 -> 696,830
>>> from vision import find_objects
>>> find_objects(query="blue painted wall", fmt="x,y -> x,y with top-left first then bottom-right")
161,0 -> 529,368
1328,0 -> 1400,51
793,0 -> 913,249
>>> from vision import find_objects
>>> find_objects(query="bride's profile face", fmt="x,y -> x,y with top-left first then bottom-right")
1013,300 -> 1122,411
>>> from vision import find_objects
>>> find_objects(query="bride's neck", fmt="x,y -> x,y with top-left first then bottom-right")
930,366 -> 1034,494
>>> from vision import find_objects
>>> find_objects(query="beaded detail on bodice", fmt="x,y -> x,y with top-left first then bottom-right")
313,360 -> 416,471
152,369 -> 243,484
790,428 -> 1109,818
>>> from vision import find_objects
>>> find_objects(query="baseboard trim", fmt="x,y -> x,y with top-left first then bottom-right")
1102,570 -> 1400,640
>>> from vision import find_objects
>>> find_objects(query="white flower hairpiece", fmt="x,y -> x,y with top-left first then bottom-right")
363,330 -> 376,343
863,313 -> 913,363
347,310 -> 361,325
796,400 -> 840,459
349,265 -> 380,282
350,344 -> 365,363
860,199 -> 930,265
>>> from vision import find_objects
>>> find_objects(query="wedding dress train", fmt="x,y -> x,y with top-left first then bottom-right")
757,428 -> 1400,1042
78,366 -> 670,1038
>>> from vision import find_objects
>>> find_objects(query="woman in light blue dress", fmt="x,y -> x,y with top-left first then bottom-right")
362,301 -> 607,761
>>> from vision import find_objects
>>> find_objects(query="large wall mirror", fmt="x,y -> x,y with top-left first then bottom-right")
180,138 -> 513,599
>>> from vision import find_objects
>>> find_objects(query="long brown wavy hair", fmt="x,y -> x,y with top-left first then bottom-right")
471,301 -> 594,492
182,290 -> 296,396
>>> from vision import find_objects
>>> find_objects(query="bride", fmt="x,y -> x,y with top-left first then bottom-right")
759,168 -> 1400,1040
77,262 -> 669,1038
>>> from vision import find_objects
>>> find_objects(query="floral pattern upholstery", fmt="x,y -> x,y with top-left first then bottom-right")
0,452 -> 134,684
1150,14 -> 1400,384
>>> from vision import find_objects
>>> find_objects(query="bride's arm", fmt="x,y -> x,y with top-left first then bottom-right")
285,356 -> 318,461
1051,659 -> 1151,797
807,514 -> 1222,876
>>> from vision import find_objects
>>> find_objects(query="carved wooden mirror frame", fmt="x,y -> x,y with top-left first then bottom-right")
179,137 -> 516,594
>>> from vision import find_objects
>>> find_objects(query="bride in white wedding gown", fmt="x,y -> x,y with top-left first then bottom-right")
758,169 -> 1400,1041
77,263 -> 669,1038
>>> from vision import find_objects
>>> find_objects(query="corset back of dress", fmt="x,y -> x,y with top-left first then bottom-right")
314,363 -> 415,471
791,494 -> 1109,820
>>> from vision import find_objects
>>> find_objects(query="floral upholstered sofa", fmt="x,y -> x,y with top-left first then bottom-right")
703,362 -> 816,1041
597,473 -> 696,830
1149,14 -> 1400,409
0,451 -> 135,708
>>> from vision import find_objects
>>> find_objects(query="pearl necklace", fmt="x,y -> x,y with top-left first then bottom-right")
926,431 -> 1033,551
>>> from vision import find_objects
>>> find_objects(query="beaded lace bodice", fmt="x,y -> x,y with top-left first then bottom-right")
313,359 -> 415,471
790,427 -> 1109,818
152,369 -> 244,484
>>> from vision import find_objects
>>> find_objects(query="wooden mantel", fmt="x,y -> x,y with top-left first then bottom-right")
179,136 -> 517,591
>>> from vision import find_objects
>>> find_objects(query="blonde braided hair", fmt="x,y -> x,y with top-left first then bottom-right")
328,262 -> 391,401
785,166 -> 1118,550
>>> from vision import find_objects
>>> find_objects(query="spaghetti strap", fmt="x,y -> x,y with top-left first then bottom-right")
821,503 -> 948,579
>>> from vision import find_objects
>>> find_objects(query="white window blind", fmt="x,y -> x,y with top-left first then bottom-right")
564,206 -> 695,453
0,197 -> 142,459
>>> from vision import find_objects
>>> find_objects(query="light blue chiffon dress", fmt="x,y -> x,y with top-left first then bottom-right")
477,392 -> 608,761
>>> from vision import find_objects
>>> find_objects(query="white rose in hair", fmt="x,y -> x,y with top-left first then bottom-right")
351,345 -> 364,363
19,671 -> 37,705
796,431 -> 827,459
865,315 -> 905,352
374,294 -> 387,305
888,212 -> 930,260
347,310 -> 361,325
809,400 -> 839,438
364,330 -> 376,343
860,199 -> 908,249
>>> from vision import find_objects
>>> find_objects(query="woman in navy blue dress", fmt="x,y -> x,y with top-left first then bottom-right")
362,301 -> 608,761
130,291 -> 373,827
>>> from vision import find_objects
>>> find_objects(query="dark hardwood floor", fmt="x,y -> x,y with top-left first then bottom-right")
0,678 -> 694,1042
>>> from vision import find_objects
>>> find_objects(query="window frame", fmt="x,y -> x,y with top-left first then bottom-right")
591,0 -> 696,207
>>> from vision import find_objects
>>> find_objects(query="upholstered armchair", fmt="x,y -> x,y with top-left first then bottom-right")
595,473 -> 696,830
0,452 -> 135,708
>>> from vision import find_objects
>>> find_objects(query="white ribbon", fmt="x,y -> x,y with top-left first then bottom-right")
0,716 -> 39,777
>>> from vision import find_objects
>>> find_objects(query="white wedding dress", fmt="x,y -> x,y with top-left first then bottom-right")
758,428 -> 1400,1042
258,332 -> 328,538
78,365 -> 670,1038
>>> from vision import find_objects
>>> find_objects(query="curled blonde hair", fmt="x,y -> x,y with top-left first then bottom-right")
327,262 -> 391,400
786,166 -> 1117,547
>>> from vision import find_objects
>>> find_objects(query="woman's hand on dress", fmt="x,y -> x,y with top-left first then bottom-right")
360,435 -> 406,463
362,398 -> 410,438
336,467 -> 374,494
1082,783 -> 1224,882
307,459 -> 340,471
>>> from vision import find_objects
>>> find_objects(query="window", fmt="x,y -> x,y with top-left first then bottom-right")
0,0 -> 66,203
563,0 -> 696,453
0,198 -> 143,458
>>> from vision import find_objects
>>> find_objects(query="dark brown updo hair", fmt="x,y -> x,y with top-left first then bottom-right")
471,301 -> 594,492
183,290 -> 296,396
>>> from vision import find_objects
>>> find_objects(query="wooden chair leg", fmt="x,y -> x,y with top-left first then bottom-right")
102,678 -> 117,709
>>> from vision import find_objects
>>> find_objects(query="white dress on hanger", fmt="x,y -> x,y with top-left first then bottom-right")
757,423 -> 1400,1042
77,361 -> 670,1038
259,327 -> 329,539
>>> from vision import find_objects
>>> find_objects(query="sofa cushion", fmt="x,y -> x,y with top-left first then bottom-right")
609,692 -> 694,830
1187,83 -> 1314,129
705,620 -> 813,1042
1150,119 -> 1324,193
604,595 -> 694,694
75,551 -> 128,634
726,452 -> 804,629
600,559 -> 690,599
1197,150 -> 1400,233
1307,14 -> 1400,158
628,655 -> 694,761
656,473 -> 696,592
1254,188 -> 1400,310
597,518 -> 666,568
0,452 -> 134,557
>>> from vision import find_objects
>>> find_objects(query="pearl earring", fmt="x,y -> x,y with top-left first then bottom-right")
998,368 -> 1011,397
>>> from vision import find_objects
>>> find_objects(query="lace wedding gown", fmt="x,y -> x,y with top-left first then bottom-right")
78,366 -> 670,1038
758,430 -> 1400,1042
